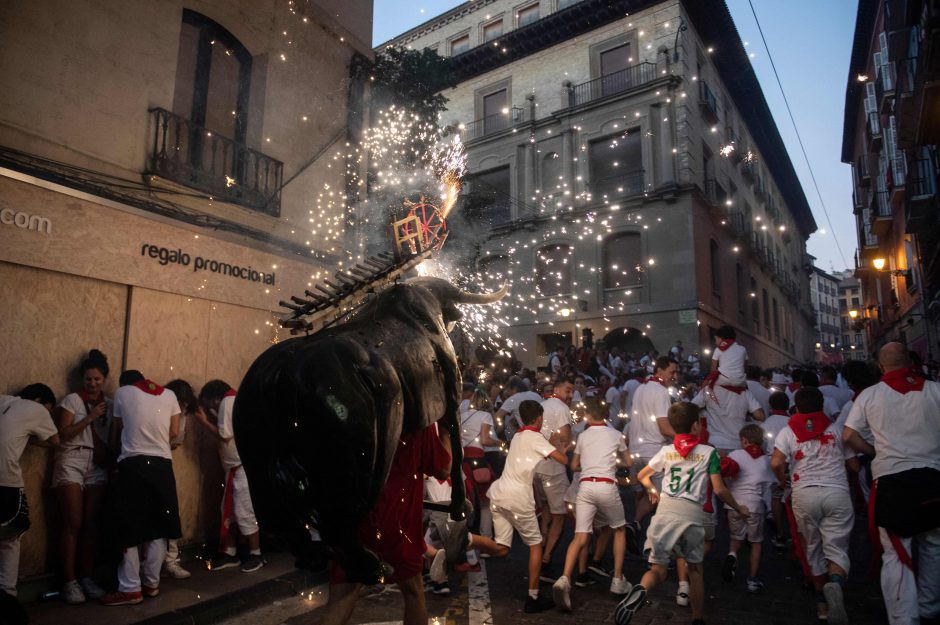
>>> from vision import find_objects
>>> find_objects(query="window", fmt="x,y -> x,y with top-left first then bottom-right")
589,132 -> 642,199
537,244 -> 572,296
852,296 -> 860,308
462,165 -> 512,225
772,297 -> 780,341
173,10 -> 252,148
603,233 -> 642,289
599,43 -> 632,96
736,263 -> 746,314
855,333 -> 863,346
517,4 -> 540,26
762,289 -> 770,339
483,20 -> 503,42
710,240 -> 721,294
451,34 -> 470,55
750,276 -> 759,332
483,89 -> 508,134
541,152 -> 563,195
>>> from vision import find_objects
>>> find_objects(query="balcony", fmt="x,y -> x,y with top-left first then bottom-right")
567,62 -> 658,108
699,80 -> 720,124
906,148 -> 939,233
461,106 -> 529,142
867,112 -> 883,151
895,57 -> 918,148
870,187 -> 892,237
589,169 -> 645,200
729,211 -> 752,240
740,160 -> 756,185
147,108 -> 283,216
888,149 -> 907,203
876,61 -> 896,114
856,153 -> 872,186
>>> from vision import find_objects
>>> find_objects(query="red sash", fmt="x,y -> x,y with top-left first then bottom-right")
881,368 -> 925,394
580,476 -> 615,484
218,467 -> 238,549
224,389 -> 237,398
133,379 -> 164,395
673,435 -> 700,458
867,479 -> 915,580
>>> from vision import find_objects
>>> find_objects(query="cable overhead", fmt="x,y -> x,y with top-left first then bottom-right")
747,0 -> 848,270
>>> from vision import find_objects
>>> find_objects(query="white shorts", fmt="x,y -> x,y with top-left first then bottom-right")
647,498 -> 708,565
52,447 -> 108,488
728,508 -> 765,543
491,502 -> 541,547
574,480 -> 626,534
534,471 -> 570,515
791,486 -> 854,576
223,466 -> 258,536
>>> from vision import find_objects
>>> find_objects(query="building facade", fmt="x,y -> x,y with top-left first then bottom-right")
809,265 -> 844,363
0,0 -> 371,592
842,0 -> 939,364
837,268 -> 870,360
383,0 -> 817,369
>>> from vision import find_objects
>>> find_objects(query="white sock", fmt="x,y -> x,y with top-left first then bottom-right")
528,589 -> 539,599
466,550 -> 479,565
224,547 -> 236,556
250,549 -> 261,556
678,581 -> 690,591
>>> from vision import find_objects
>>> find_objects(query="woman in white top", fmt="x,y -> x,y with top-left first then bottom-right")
461,389 -> 501,538
52,349 -> 113,604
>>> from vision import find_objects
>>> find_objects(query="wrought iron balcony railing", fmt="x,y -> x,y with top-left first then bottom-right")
147,108 -> 283,216
567,62 -> 658,108
589,169 -> 645,200
699,80 -> 720,124
461,106 -> 528,141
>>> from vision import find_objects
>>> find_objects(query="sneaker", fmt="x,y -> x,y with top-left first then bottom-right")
610,575 -> 632,596
574,572 -> 596,588
241,554 -> 265,573
431,582 -> 450,596
79,577 -> 104,600
61,580 -> 86,605
823,582 -> 847,625
207,553 -> 240,571
538,562 -> 558,583
614,584 -> 647,625
454,561 -> 481,573
163,561 -> 192,579
552,576 -> 572,611
676,585 -> 690,606
625,521 -> 643,556
722,553 -> 737,582
430,549 -> 447,583
771,535 -> 790,551
100,591 -> 143,606
817,601 -> 829,621
524,592 -> 554,613
142,585 -> 159,598
746,577 -> 765,594
587,560 -> 612,578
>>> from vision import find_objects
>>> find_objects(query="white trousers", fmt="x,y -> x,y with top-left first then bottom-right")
118,539 -> 166,593
880,526 -> 940,624
165,538 -> 180,564
0,536 -> 19,595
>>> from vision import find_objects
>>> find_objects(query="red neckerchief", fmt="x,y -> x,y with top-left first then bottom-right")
77,389 -> 103,404
133,379 -> 165,395
881,368 -> 925,394
720,456 -> 740,478
224,389 -> 237,398
717,338 -> 735,351
744,443 -> 764,459
770,410 -> 789,417
787,382 -> 801,393
518,426 -> 541,434
647,376 -> 669,389
673,434 -> 700,458
720,385 -> 746,394
787,411 -> 831,443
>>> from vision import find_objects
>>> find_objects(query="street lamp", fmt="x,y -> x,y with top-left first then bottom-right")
849,309 -> 859,319
872,257 -> 913,280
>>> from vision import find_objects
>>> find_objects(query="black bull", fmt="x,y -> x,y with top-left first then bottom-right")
232,277 -> 507,584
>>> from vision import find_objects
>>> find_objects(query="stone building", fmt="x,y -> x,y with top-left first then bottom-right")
842,0 -> 939,363
0,0 -> 371,594
809,265 -> 843,363
382,0 -> 817,369
836,268 -> 869,361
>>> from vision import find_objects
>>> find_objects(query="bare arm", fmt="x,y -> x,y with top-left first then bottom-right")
55,403 -> 104,442
770,449 -> 788,487
549,423 -> 573,454
656,416 -> 677,439
478,423 -> 500,448
169,412 -> 181,444
192,406 -> 224,442
29,433 -> 60,447
493,408 -> 510,435
751,408 -> 766,422
637,464 -> 659,504
710,473 -> 749,516
570,453 -> 581,473
842,426 -> 876,456
620,449 -> 634,469
549,449 -> 568,466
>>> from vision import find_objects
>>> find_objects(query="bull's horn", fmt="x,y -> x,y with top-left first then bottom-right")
408,277 -> 508,305
453,282 -> 509,305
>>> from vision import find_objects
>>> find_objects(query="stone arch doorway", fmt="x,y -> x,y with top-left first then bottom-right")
601,327 -> 656,357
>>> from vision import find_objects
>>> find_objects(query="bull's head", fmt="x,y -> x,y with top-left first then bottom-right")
407,276 -> 509,331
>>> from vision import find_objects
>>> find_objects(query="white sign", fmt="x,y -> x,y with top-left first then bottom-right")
0,208 -> 52,234
678,309 -> 697,324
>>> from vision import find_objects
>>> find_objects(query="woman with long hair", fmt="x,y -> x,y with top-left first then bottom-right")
460,389 -> 501,539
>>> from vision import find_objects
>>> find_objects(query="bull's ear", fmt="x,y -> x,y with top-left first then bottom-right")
442,302 -> 462,326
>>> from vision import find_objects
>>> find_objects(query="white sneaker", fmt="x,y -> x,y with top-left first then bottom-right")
676,585 -> 690,606
429,549 -> 447,584
79,577 -> 104,600
824,582 -> 848,625
552,575 -> 572,611
163,561 -> 192,579
610,575 -> 632,596
61,580 -> 86,605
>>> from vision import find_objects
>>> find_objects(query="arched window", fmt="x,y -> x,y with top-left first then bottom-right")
536,244 -> 572,296
603,232 -> 642,289
173,10 -> 252,146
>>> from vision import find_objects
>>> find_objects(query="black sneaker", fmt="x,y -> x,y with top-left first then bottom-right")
241,554 -> 265,572
588,560 -> 612,578
524,592 -> 554,613
431,582 -> 450,596
207,553 -> 240,571
538,562 -> 558,583
625,522 -> 643,556
614,585 -> 647,625
575,571 -> 596,588
722,554 -> 737,582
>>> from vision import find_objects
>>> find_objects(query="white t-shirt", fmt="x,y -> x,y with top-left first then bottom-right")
425,476 -> 452,504
691,388 -> 761,451
217,394 -> 242,470
774,422 -> 853,493
819,384 -> 854,411
605,386 -> 622,422
575,423 -> 627,480
620,378 -> 642,420
56,392 -> 110,450
713,342 -> 747,386
0,396 -> 58,487
844,379 -> 940,480
630,381 -> 671,458
499,391 -> 542,431
458,398 -> 471,414
487,430 -> 556,513
724,448 -> 774,509
536,397 -> 571,476
460,409 -> 495,450
747,380 -> 771,416
761,413 -> 791,455
113,384 -> 181,462
550,354 -> 563,374
648,442 -> 720,505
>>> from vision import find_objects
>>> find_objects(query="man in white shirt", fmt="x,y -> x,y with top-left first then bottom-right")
843,343 -> 940,625
101,371 -> 181,606
494,378 -> 542,442
535,378 -> 574,582
0,384 -> 58,608
620,371 -> 644,429
818,366 -> 853,413
710,326 -> 747,387
549,346 -> 565,377
628,357 -> 678,534
691,387 -> 766,453
746,366 -> 771,416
